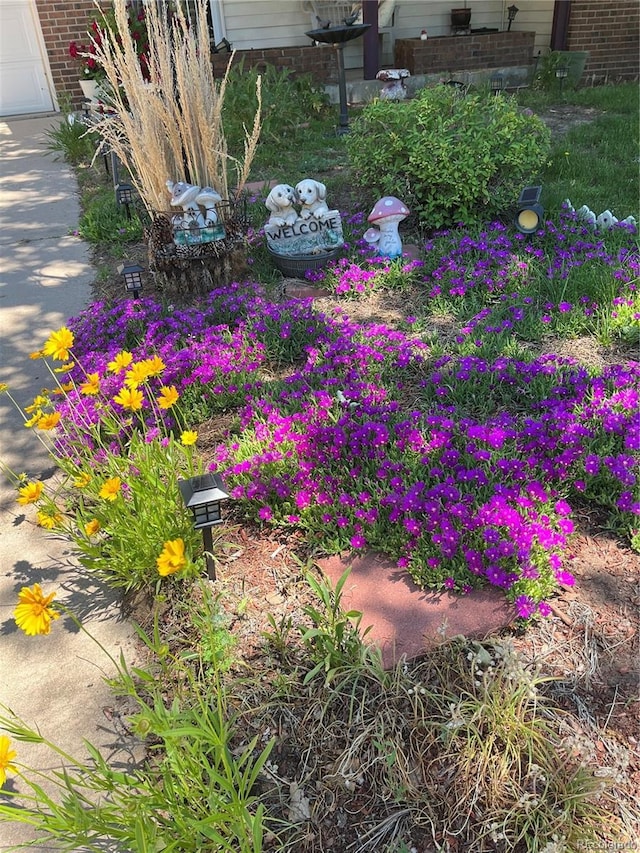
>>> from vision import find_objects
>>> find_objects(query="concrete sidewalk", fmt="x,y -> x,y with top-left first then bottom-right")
0,115 -> 136,849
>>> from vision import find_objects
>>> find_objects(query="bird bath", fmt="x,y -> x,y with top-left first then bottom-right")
305,24 -> 370,134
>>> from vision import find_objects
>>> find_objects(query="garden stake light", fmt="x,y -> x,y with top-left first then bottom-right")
118,262 -> 144,298
178,473 -> 229,580
555,64 -> 569,92
507,4 -> 519,31
115,182 -> 134,220
514,185 -> 543,234
490,73 -> 504,96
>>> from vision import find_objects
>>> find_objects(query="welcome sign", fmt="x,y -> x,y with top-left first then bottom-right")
265,210 -> 344,257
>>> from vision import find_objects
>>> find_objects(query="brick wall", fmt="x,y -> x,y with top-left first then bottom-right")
35,1 -> 110,106
211,46 -> 337,84
567,0 -> 639,83
394,32 -> 536,76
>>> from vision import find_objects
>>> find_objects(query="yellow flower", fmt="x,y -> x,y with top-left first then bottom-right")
124,362 -> 152,388
0,735 -> 17,788
53,382 -> 74,395
54,361 -> 75,374
73,471 -> 92,488
80,373 -> 101,396
42,327 -> 74,361
14,583 -> 60,636
144,355 -> 166,377
84,518 -> 101,536
24,394 -> 49,414
37,412 -> 61,430
99,477 -> 122,501
113,386 -> 144,412
157,385 -> 179,410
0,383 -> 8,393
180,430 -> 198,446
156,538 -> 187,576
29,350 -> 43,360
16,480 -> 44,505
107,350 -> 133,374
37,510 -> 62,529
24,411 -> 42,428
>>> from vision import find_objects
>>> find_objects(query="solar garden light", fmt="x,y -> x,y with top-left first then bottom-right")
490,73 -> 504,96
178,473 -> 230,580
118,262 -> 144,299
555,63 -> 569,92
514,185 -> 544,235
507,4 -> 519,31
115,182 -> 134,220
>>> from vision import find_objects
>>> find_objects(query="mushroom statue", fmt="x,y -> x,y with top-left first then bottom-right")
363,196 -> 410,258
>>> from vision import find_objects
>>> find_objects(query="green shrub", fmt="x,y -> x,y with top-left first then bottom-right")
347,85 -> 551,229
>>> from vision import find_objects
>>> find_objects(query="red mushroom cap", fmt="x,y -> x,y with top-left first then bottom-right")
368,196 -> 410,223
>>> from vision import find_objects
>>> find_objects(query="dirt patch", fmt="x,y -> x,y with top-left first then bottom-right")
537,104 -> 603,140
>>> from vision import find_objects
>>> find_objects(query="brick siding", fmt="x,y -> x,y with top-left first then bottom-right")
394,31 -> 535,76
567,0 -> 639,83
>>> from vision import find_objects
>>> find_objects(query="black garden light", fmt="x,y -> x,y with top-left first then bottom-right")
514,185 -> 544,235
115,182 -> 134,220
490,73 -> 504,95
118,262 -> 144,298
507,4 -> 519,31
555,63 -> 569,92
178,473 -> 230,580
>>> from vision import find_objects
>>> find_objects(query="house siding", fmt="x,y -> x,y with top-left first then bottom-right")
567,0 -> 639,83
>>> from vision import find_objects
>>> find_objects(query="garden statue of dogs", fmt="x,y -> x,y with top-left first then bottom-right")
296,179 -> 329,219
265,184 -> 298,227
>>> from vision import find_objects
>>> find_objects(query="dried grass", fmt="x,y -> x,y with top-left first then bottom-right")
87,0 -> 261,212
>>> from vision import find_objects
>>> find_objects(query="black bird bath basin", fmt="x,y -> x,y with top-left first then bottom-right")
306,24 -> 370,134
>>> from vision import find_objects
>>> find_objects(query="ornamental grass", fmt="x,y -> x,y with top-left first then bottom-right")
88,0 -> 261,210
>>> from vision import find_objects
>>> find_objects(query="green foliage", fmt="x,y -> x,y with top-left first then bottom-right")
300,568 -> 381,684
223,62 -> 328,153
44,109 -> 100,165
78,184 -> 143,245
347,85 -> 551,229
0,589 -> 273,852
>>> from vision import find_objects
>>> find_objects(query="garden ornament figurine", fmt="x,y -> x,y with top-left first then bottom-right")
265,184 -> 299,227
167,180 -> 204,227
363,196 -> 410,258
195,186 -> 222,224
296,179 -> 330,219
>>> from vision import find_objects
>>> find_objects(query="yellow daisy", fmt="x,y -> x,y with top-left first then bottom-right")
0,735 -> 17,788
54,362 -> 75,374
107,350 -> 133,374
79,373 -> 100,396
29,350 -> 43,360
84,518 -> 101,536
113,386 -> 144,412
16,480 -> 44,505
37,511 -> 62,530
53,382 -> 74,395
14,583 -> 60,636
37,412 -> 61,430
24,395 -> 49,414
73,471 -> 92,488
42,327 -> 74,361
157,385 -> 179,410
24,411 -> 42,428
99,477 -> 122,501
180,430 -> 198,446
124,362 -> 152,388
156,538 -> 187,576
144,355 -> 166,377
0,383 -> 8,393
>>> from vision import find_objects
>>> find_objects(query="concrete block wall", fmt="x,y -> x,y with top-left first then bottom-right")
567,0 -> 639,83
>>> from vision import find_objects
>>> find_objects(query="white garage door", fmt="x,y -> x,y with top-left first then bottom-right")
0,0 -> 55,116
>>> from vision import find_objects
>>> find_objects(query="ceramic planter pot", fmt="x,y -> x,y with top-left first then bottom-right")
451,8 -> 472,27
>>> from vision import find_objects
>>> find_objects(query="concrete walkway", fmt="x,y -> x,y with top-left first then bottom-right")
0,115 -> 136,850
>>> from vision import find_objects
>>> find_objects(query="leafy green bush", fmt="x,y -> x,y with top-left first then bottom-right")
347,85 -> 551,229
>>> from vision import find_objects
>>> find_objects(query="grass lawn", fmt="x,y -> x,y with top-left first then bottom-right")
2,81 -> 638,851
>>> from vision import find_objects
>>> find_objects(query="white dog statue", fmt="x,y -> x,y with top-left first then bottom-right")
296,179 -> 330,220
265,184 -> 298,227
